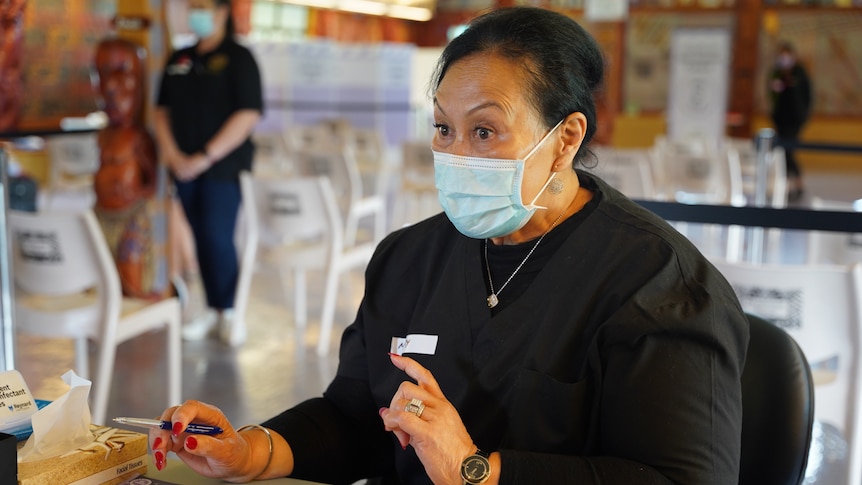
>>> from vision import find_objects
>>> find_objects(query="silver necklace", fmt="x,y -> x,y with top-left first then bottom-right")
484,209 -> 568,309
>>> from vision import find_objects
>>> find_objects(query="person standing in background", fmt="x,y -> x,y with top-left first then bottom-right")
768,41 -> 811,202
154,0 -> 263,346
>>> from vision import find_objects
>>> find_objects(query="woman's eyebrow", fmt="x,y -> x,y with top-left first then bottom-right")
433,97 -> 505,117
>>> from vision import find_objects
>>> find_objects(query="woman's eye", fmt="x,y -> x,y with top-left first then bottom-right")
475,128 -> 491,140
433,124 -> 450,137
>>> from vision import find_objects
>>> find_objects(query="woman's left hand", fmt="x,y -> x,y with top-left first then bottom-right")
380,354 -> 476,485
173,152 -> 212,182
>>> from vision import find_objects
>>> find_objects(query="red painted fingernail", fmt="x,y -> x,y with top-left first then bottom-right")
155,451 -> 165,471
152,437 -> 162,449
185,436 -> 198,450
379,407 -> 387,417
172,422 -> 183,436
388,352 -> 398,357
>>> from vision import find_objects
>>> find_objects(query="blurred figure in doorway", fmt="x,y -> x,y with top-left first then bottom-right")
768,41 -> 811,202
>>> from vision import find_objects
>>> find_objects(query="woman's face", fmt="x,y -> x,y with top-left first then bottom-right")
432,52 -> 558,201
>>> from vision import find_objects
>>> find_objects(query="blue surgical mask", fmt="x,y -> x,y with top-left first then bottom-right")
188,9 -> 216,38
433,119 -> 564,239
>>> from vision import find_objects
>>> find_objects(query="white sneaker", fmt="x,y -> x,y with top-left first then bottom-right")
218,309 -> 246,347
182,309 -> 218,341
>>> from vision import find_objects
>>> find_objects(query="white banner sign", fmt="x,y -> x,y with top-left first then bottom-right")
667,28 -> 731,145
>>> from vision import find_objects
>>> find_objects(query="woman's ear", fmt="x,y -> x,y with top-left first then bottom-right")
552,112 -> 586,172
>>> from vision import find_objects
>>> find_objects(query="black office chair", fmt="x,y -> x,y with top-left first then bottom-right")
739,313 -> 815,485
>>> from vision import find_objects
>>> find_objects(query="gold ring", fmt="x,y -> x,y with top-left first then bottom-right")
404,398 -> 425,418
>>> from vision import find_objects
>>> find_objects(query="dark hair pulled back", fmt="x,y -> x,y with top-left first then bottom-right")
431,7 -> 605,165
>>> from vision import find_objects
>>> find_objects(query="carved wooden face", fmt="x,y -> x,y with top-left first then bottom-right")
94,40 -> 144,126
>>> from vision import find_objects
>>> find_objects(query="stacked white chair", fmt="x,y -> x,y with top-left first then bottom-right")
712,259 -> 862,485
292,141 -> 386,247
649,135 -> 745,261
395,140 -> 439,228
807,197 -> 862,266
42,133 -> 100,211
235,173 -> 375,356
590,146 -> 656,200
9,209 -> 181,425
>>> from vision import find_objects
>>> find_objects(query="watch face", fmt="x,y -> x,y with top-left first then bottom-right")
462,455 -> 491,483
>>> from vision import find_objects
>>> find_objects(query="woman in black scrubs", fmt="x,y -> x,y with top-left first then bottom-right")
151,8 -> 748,484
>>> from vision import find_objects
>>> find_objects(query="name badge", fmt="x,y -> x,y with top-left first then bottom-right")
390,334 -> 438,356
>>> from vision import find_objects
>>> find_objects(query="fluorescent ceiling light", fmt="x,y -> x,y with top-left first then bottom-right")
388,4 -> 432,21
339,0 -> 388,15
277,0 -> 432,21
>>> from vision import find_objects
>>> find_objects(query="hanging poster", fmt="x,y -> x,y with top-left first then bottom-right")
667,28 -> 731,145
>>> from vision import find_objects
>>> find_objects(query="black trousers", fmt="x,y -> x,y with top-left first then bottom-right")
775,123 -> 804,179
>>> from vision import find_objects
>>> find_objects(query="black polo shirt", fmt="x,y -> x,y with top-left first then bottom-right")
157,37 -> 263,181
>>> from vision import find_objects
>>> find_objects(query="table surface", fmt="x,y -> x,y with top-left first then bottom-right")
137,456 -> 324,484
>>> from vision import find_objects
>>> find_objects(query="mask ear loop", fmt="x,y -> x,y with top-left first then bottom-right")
523,118 -> 565,210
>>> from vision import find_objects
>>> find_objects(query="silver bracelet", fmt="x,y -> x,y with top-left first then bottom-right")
237,424 -> 274,480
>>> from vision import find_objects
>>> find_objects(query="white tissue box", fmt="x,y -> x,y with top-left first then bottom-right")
17,425 -> 148,485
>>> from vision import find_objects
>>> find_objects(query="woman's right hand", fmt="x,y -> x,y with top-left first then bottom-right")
151,400 -> 261,483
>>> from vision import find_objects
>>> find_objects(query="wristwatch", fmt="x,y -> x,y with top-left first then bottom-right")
460,448 -> 491,485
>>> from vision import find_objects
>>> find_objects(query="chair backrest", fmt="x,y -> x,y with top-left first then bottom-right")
713,259 -> 862,485
292,146 -> 360,224
252,132 -> 294,176
8,210 -> 117,297
590,147 -> 655,199
46,132 -> 101,180
807,197 -> 862,266
400,140 -> 436,192
649,136 -> 743,206
8,210 -> 122,341
241,173 -> 339,248
339,126 -> 391,200
739,313 -> 815,485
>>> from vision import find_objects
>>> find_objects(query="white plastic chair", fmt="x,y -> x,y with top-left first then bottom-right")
807,198 -> 862,266
395,140 -> 439,228
649,136 -> 745,262
341,127 -> 392,202
590,146 -> 656,199
292,144 -> 386,248
712,259 -> 862,485
251,131 -> 294,176
236,173 -> 376,356
9,210 -> 181,425
41,133 -> 100,211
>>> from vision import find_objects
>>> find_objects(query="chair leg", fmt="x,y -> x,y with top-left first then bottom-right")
166,299 -> 182,407
75,337 -> 89,380
345,212 -> 359,248
374,210 -> 386,244
317,263 -> 340,357
91,338 -> 117,426
293,269 -> 307,330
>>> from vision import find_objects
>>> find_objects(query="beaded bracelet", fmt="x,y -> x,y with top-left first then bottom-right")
237,424 -> 274,480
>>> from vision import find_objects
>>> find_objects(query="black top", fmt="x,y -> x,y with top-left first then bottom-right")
263,172 -> 749,485
156,37 -> 263,181
769,64 -> 811,130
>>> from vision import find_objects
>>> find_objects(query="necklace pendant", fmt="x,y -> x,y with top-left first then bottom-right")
487,293 -> 499,308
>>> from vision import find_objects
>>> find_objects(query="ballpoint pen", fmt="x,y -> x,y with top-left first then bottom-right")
113,417 -> 224,436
